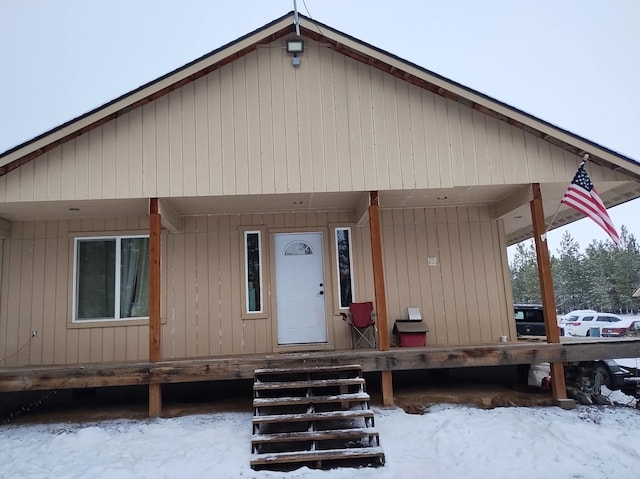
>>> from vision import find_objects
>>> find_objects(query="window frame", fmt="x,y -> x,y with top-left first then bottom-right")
72,233 -> 150,324
240,226 -> 269,320
333,225 -> 355,310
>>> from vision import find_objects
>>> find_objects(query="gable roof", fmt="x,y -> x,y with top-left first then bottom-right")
1,11 -> 638,181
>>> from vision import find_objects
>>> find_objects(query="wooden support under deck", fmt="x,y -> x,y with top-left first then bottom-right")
149,198 -> 162,417
2,340 -> 639,393
530,183 -> 567,402
369,191 -> 393,406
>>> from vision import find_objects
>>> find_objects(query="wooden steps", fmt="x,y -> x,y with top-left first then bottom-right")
250,364 -> 384,470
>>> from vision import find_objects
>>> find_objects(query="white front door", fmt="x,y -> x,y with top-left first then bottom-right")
274,232 -> 327,344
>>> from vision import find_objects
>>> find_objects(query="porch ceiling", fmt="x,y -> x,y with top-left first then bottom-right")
1,181 -> 638,247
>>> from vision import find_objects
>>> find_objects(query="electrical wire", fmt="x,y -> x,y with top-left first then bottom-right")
301,0 -> 324,37
0,336 -> 33,362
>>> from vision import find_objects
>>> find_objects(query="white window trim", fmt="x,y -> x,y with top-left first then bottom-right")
335,226 -> 355,309
72,234 -> 149,323
244,230 -> 264,315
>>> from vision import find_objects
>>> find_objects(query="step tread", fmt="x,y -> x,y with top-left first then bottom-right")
250,447 -> 385,466
253,409 -> 374,424
255,364 -> 363,376
252,427 -> 379,444
253,377 -> 365,390
253,392 -> 370,407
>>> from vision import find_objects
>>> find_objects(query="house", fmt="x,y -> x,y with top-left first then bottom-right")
1,12 -> 639,414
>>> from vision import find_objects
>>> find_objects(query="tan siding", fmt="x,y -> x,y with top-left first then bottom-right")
129,107 -> 144,198
181,82 -> 198,196
155,95 -> 171,196
380,206 -> 511,346
4,37 -> 634,202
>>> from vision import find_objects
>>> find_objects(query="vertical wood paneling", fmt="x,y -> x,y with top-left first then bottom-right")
394,84 -> 412,190
410,88 -> 427,189
205,71 -> 222,195
207,216 -> 222,355
29,238 -> 46,365
33,153 -> 49,201
218,216 -> 233,354
233,61 -> 250,195
345,59 -> 364,190
181,82 -> 198,196
183,225 -> 198,357
129,107 -> 144,197
434,96 -> 453,188
245,53 -> 262,195
142,102 -> 157,198
219,65 -> 236,195
296,52 -> 314,193
383,73 -> 402,189
320,48 -> 339,191
377,206 -> 510,346
4,237 -> 22,366
88,128 -> 103,199
2,38 -> 609,202
155,95 -> 171,197
168,90 -> 184,196
102,121 -> 117,198
74,133 -> 89,199
46,149 -> 62,200
19,161 -> 35,202
460,106 -> 479,186
41,222 -> 58,364
257,49 -> 275,194
472,111 -> 491,185
53,223 -> 69,365
60,142 -> 75,200
499,122 -> 516,183
195,217 -> 210,356
309,46 -> 327,192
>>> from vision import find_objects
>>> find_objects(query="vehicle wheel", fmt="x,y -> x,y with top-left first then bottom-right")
593,363 -> 612,389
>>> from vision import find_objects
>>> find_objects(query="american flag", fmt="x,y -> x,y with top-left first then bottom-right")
561,163 -> 620,246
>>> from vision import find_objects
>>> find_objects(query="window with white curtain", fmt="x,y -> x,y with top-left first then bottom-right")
73,235 -> 150,321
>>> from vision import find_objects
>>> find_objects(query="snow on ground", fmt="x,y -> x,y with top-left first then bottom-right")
2,403 -> 640,479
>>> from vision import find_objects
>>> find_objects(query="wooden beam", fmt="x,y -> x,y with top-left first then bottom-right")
368,191 -> 393,406
530,183 -> 567,401
149,198 -> 162,417
2,340 -> 639,392
493,185 -> 533,219
158,198 -> 182,233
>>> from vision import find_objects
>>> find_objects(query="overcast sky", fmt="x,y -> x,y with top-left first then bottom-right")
1,0 -> 638,255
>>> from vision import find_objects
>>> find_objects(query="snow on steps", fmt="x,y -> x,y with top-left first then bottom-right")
250,364 -> 385,470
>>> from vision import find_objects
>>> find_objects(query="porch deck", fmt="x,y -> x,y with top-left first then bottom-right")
1,338 -> 639,393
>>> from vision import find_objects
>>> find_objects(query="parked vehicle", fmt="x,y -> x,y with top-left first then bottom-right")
513,304 -> 545,336
562,311 -> 629,337
602,319 -> 640,337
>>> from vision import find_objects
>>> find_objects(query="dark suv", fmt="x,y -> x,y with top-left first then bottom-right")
514,303 -> 546,336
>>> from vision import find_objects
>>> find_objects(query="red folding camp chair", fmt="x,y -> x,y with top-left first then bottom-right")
340,302 -> 377,348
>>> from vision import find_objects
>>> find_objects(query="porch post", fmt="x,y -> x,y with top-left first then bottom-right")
368,191 -> 393,406
529,184 -> 568,403
149,198 -> 162,417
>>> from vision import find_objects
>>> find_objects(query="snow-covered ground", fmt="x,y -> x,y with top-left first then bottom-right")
2,400 -> 640,479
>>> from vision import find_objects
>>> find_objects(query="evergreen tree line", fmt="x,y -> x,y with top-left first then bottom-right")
510,226 -> 640,314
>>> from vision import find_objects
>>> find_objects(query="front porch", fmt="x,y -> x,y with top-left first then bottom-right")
2,338 -> 638,395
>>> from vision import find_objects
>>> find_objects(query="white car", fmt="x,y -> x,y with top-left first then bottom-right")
561,311 -> 630,337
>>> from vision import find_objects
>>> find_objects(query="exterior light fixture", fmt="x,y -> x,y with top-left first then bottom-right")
286,39 -> 304,67
286,39 -> 304,53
